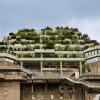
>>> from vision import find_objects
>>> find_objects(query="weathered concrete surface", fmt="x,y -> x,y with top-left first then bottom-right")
21,83 -> 78,100
0,82 -> 20,100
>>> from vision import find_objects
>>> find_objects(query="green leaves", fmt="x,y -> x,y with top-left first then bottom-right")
4,27 -> 99,51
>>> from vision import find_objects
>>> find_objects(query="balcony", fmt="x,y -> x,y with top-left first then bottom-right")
34,49 -> 55,53
84,45 -> 100,53
4,72 -> 29,80
0,53 -> 17,60
0,52 -> 84,61
31,70 -> 75,80
31,71 -> 59,80
18,57 -> 84,61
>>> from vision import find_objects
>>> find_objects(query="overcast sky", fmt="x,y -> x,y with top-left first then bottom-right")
0,0 -> 100,41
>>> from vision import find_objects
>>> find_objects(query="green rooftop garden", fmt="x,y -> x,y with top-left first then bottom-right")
0,26 -> 99,51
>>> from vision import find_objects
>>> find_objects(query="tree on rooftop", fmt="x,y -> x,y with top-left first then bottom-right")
82,34 -> 90,41
77,32 -> 82,39
41,26 -> 53,34
55,26 -> 63,30
34,35 -> 40,43
18,28 -> 31,32
30,28 -> 35,32
63,26 -> 69,30
84,45 -> 89,50
72,35 -> 79,44
1,26 -> 99,50
9,32 -> 15,36
16,36 -> 21,43
44,40 -> 55,49
45,30 -> 53,35
44,26 -> 53,31
64,45 -> 69,51
49,36 -> 56,43
25,33 -> 34,40
58,34 -> 65,43
55,26 -> 63,33
72,28 -> 79,32
91,40 -> 99,46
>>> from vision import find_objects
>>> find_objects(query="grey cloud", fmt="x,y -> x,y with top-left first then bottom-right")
0,0 -> 100,40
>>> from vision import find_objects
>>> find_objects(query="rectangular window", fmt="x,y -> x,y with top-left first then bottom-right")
98,50 -> 100,54
92,50 -> 95,55
86,60 -> 89,64
89,52 -> 91,56
94,50 -> 98,55
60,94 -> 64,99
85,53 -> 88,58
95,57 -> 98,62
32,94 -> 35,100
85,60 -> 87,64
89,59 -> 91,63
51,94 -> 54,99
99,57 -> 100,61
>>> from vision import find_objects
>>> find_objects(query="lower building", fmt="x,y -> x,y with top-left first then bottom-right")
0,55 -> 100,100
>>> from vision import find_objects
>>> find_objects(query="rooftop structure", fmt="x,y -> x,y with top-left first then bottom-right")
0,27 -> 100,100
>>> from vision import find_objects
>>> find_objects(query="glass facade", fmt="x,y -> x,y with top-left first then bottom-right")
92,50 -> 95,55
85,49 -> 100,64
85,49 -> 100,58
86,57 -> 100,64
98,50 -> 100,54
95,50 -> 98,55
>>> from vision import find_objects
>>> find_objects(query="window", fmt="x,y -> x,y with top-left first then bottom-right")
60,94 -> 64,99
85,57 -> 99,64
32,94 -> 35,100
85,53 -> 88,58
59,86 -> 65,93
98,50 -> 100,54
98,57 -> 100,61
94,57 -> 98,62
89,52 -> 91,56
94,50 -> 98,55
92,50 -> 95,55
61,87 -> 64,91
51,94 -> 54,99
86,60 -> 89,64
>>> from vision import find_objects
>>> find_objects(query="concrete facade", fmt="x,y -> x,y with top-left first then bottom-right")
0,82 -> 99,100
20,83 -> 82,100
0,60 -> 100,100
0,82 -> 20,100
